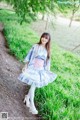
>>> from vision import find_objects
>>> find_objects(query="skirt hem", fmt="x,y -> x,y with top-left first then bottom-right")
18,74 -> 57,88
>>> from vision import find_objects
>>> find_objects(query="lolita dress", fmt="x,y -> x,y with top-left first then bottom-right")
18,44 -> 57,88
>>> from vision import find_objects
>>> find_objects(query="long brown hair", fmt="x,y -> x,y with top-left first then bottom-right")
37,32 -> 51,61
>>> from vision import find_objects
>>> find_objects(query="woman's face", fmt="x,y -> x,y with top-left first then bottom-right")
41,36 -> 49,46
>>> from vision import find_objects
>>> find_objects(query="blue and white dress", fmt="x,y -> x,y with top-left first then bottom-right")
18,44 -> 57,88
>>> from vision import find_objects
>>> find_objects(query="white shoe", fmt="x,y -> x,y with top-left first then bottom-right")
29,105 -> 38,114
23,95 -> 30,107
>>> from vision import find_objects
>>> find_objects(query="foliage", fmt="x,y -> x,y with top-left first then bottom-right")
0,0 -> 80,22
0,0 -> 55,23
56,0 -> 80,15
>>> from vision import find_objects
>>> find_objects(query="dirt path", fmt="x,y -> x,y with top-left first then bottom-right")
0,24 -> 40,120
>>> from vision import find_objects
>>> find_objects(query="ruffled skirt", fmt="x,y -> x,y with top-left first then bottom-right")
18,65 -> 57,88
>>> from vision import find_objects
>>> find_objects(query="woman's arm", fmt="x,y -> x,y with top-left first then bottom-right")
22,44 -> 35,72
23,44 -> 35,63
45,58 -> 51,71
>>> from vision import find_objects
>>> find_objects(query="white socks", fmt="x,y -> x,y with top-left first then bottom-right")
27,83 -> 38,114
23,83 -> 38,114
27,83 -> 36,108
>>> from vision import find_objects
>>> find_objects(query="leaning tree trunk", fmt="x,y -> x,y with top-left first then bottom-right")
45,15 -> 49,30
69,0 -> 80,27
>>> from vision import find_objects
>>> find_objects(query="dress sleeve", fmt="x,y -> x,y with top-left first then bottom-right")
45,58 -> 51,71
23,44 -> 35,63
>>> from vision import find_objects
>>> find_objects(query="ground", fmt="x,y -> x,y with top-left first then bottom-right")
0,24 -> 40,120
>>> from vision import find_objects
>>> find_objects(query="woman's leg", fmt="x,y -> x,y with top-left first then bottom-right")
27,83 -> 38,113
28,83 -> 36,107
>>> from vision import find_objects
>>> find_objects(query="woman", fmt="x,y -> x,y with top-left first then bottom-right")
18,32 -> 57,114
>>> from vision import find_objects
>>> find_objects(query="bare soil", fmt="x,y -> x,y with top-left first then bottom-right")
0,24 -> 40,120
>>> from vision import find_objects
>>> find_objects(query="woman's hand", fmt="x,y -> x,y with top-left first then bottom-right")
22,62 -> 28,73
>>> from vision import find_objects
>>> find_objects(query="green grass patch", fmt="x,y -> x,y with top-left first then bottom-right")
0,9 -> 39,61
0,9 -> 80,120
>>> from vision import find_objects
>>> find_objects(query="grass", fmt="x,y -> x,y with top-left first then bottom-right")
0,9 -> 38,61
0,9 -> 80,120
